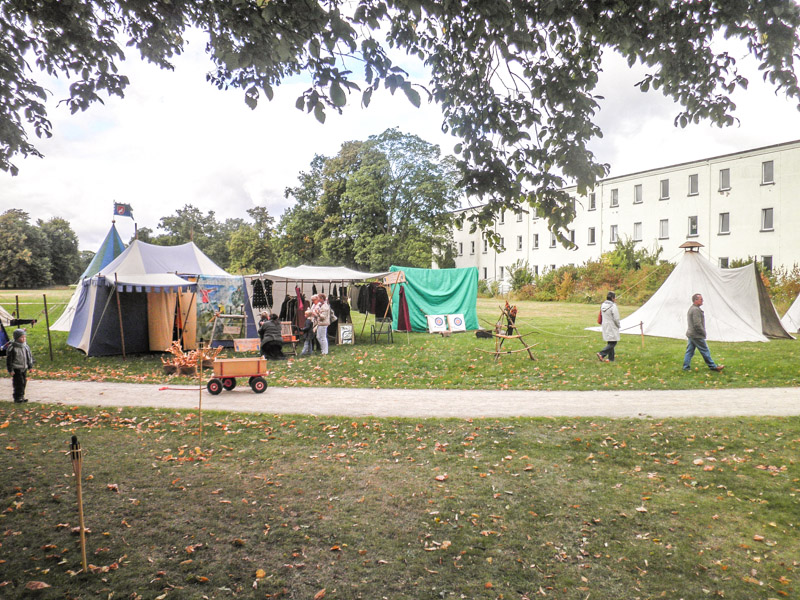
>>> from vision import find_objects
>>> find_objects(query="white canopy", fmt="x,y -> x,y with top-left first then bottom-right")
259,265 -> 390,282
588,251 -> 792,342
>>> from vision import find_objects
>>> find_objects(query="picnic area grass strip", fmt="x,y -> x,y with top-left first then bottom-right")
5,291 -> 800,391
0,404 -> 797,599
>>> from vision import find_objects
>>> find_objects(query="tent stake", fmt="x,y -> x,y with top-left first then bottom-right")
69,436 -> 88,573
114,274 -> 127,359
43,294 -> 54,361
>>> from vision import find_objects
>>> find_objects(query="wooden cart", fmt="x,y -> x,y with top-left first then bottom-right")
206,357 -> 268,395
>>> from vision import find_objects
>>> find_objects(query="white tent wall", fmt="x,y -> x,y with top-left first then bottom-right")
588,251 -> 792,343
781,295 -> 800,333
0,304 -> 15,326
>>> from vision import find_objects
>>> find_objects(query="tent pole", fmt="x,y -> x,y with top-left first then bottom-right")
43,294 -> 54,361
15,295 -> 19,321
640,321 -> 644,348
114,274 -> 127,359
184,290 -> 197,349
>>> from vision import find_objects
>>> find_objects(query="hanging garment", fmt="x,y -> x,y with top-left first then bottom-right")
396,285 -> 412,332
264,279 -> 274,307
251,279 -> 269,309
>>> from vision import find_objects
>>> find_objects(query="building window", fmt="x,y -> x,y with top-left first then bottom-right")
458,242 -> 463,256
659,179 -> 669,200
532,265 -> 539,276
688,215 -> 698,236
633,184 -> 643,204
719,168 -> 731,191
588,227 -> 596,245
483,267 -> 487,279
498,211 -> 505,225
610,189 -> 619,207
588,192 -> 596,211
761,208 -> 774,231
633,222 -> 642,242
762,160 -> 774,185
516,235 -> 523,251
470,241 -> 475,255
499,266 -> 504,279
688,174 -> 699,196
550,264 -> 557,272
482,239 -> 488,254
499,237 -> 505,251
532,233 -> 539,249
659,219 -> 669,239
718,212 -> 730,235
516,211 -> 523,222
762,255 -> 773,272
719,257 -> 729,269
549,232 -> 557,248
610,224 -> 619,243
569,230 -> 575,244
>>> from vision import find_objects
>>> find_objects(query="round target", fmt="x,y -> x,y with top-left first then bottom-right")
453,316 -> 463,327
434,316 -> 445,326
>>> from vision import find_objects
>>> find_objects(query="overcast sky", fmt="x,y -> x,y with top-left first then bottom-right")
2,30 -> 799,252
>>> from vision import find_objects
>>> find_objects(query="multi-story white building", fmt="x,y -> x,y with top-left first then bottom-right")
453,139 -> 800,285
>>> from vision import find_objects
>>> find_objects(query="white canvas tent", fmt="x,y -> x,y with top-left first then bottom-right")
781,294 -> 800,334
588,248 -> 793,342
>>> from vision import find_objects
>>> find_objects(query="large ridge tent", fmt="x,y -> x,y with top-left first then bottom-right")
66,240 -> 257,356
52,223 -> 128,332
588,248 -> 793,343
389,266 -> 479,332
0,305 -> 13,327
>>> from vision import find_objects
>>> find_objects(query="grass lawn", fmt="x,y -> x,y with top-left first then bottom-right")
0,405 -> 797,599
3,289 -> 799,391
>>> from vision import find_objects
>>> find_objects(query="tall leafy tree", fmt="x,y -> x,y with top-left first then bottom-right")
227,207 -> 278,274
280,129 -> 459,271
277,155 -> 328,266
0,209 -> 52,288
4,1 -> 800,241
38,216 -> 81,284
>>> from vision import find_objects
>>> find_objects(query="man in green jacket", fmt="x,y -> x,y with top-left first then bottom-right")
683,294 -> 724,372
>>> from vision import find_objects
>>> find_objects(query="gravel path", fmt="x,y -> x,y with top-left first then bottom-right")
3,379 -> 798,418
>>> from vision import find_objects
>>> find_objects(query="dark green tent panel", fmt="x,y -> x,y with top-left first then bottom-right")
389,266 -> 478,332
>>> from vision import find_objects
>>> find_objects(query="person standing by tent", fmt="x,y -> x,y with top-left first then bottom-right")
684,293 -> 725,372
313,293 -> 331,356
596,291 -> 621,362
7,329 -> 33,403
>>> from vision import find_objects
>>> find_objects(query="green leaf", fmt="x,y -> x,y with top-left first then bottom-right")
361,88 -> 373,108
403,84 -> 421,108
330,81 -> 346,107
314,102 -> 326,124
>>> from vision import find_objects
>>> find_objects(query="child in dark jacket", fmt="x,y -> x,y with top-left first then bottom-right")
300,310 -> 316,356
7,329 -> 33,403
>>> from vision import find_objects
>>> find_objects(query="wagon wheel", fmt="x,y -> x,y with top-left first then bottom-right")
206,378 -> 223,395
250,376 -> 268,394
222,377 -> 237,391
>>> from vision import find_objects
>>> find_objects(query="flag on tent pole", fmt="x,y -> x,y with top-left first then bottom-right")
113,202 -> 134,219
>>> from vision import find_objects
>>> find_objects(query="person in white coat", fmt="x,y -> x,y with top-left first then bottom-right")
596,291 -> 621,362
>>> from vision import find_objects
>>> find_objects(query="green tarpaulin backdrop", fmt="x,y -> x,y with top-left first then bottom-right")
390,266 -> 479,332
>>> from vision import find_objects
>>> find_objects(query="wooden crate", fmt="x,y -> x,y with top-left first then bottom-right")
213,357 -> 268,378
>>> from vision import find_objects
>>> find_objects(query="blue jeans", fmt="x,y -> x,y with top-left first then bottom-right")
316,325 -> 329,355
683,337 -> 717,370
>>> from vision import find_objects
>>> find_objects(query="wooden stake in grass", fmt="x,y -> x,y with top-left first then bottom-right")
197,342 -> 204,439
43,294 -> 54,361
69,436 -> 88,573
